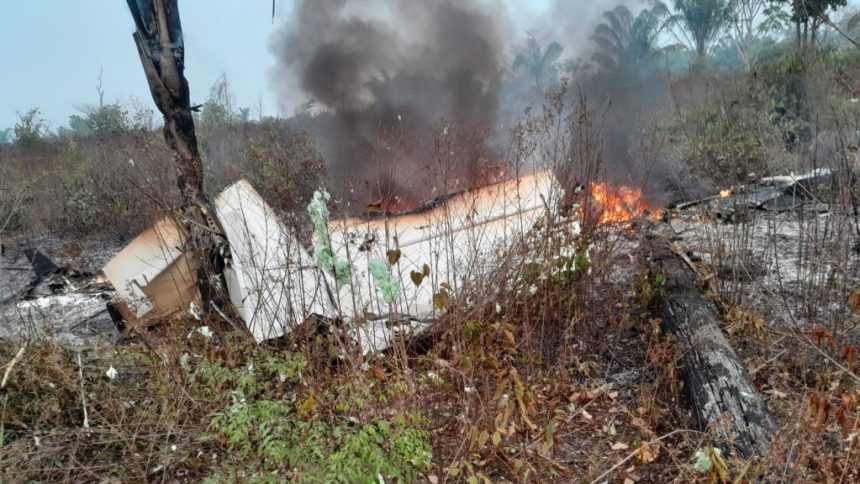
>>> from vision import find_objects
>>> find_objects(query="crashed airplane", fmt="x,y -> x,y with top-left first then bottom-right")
104,170 -> 563,353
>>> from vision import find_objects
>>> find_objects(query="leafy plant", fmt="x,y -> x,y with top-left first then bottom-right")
67,103 -> 130,136
191,351 -> 307,400
323,415 -> 432,483
513,33 -> 564,91
590,3 -> 676,79
207,407 -> 432,483
14,108 -> 47,147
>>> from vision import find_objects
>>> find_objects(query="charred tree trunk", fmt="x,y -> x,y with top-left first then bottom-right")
126,0 -> 230,313
645,227 -> 775,458
795,19 -> 802,48
811,17 -> 820,49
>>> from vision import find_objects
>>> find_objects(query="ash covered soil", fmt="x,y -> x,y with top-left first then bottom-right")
672,208 -> 860,336
670,207 -> 860,465
0,236 -> 123,347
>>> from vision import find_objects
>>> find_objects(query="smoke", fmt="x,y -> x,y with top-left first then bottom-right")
268,0 -> 510,210
538,0 -> 644,60
268,0 -> 675,210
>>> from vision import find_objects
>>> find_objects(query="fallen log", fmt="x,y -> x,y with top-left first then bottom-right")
645,224 -> 775,458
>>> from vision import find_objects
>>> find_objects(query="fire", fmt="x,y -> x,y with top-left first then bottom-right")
586,182 -> 660,224
720,188 -> 733,198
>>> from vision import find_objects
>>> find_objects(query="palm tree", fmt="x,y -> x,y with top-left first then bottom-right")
672,0 -> 732,66
590,2 -> 675,78
513,34 -> 564,91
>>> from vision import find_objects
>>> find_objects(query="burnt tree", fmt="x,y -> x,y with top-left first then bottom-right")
126,0 -> 229,312
645,226 -> 776,458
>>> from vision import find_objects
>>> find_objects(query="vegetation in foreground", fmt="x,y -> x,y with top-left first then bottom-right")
2,1 -> 860,481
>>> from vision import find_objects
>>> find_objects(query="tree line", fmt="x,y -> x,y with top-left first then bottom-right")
2,0 -> 857,147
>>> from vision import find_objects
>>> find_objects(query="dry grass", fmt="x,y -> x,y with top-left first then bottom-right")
3,52 -> 860,482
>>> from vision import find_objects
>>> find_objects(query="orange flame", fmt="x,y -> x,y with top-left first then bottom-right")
586,182 -> 660,224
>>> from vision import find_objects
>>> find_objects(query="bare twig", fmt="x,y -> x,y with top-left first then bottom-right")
1,344 -> 26,388
589,429 -> 703,484
76,352 -> 89,429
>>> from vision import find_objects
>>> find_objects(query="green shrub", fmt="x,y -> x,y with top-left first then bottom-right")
194,350 -> 431,482
206,405 -> 432,483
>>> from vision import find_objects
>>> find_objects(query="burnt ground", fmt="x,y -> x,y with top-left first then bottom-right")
0,235 -> 121,347
0,208 -> 858,481
670,205 -> 860,481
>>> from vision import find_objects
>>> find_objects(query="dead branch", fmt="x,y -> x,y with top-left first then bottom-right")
589,429 -> 704,484
1,344 -> 26,389
125,0 -> 232,314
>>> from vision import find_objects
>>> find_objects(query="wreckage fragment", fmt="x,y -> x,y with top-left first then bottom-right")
23,249 -> 60,279
215,180 -> 333,342
716,168 -> 833,220
102,218 -> 199,321
668,167 -> 834,221
324,171 -> 561,323
325,171 -> 563,353
105,171 -> 562,353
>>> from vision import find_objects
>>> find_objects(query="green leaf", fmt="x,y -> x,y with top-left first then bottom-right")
543,420 -> 556,455
693,448 -> 713,474
369,259 -> 401,303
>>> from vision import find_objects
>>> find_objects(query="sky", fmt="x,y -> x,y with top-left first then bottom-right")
0,0 -> 561,131
0,1 -> 284,130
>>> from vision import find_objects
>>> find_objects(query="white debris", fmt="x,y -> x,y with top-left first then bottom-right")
16,294 -> 100,310
215,180 -> 332,342
351,318 -> 431,355
189,302 -> 201,321
106,170 -> 562,354
102,218 -> 197,319
179,353 -> 192,370
326,171 -> 561,325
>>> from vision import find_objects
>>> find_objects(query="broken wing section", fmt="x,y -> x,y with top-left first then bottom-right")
324,170 -> 561,352
215,180 -> 333,342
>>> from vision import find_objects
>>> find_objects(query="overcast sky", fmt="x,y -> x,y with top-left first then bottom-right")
1,1 -> 857,131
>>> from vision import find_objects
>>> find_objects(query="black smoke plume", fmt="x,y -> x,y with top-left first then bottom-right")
269,0 -> 509,211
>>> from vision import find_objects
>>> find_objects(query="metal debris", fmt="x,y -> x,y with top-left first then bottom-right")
669,167 -> 833,221
102,170 -> 562,354
102,218 -> 199,321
